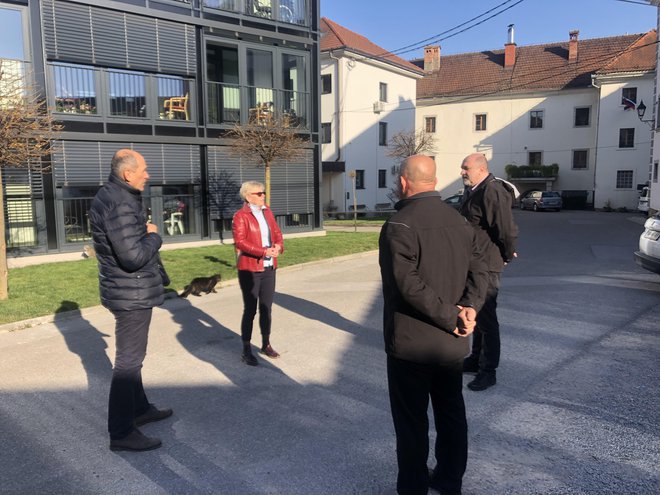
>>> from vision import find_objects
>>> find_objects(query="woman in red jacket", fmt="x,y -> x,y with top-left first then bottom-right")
232,181 -> 284,366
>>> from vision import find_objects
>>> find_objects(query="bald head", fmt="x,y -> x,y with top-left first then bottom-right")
399,155 -> 437,198
460,153 -> 489,187
111,149 -> 149,191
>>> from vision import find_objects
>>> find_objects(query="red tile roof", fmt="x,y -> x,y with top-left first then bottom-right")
320,18 -> 424,75
417,30 -> 657,100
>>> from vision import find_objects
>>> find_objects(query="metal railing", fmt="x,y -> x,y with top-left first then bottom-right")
202,0 -> 307,26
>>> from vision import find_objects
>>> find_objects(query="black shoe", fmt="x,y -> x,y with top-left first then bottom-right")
135,405 -> 173,427
462,356 -> 479,373
109,429 -> 161,452
467,371 -> 496,391
260,344 -> 280,358
242,351 -> 258,366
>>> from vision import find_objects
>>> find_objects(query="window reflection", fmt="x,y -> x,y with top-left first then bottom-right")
247,49 -> 274,121
158,76 -> 191,121
282,53 -> 306,127
109,70 -> 147,118
207,44 -> 240,123
53,64 -> 97,114
0,7 -> 24,60
162,185 -> 196,236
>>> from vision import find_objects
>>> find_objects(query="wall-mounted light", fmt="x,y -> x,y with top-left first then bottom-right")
636,100 -> 655,128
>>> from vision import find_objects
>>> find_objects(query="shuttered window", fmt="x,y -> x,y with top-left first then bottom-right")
41,0 -> 196,76
207,145 -> 314,217
52,141 -> 201,186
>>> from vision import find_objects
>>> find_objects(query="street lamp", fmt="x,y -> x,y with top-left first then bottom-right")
636,100 -> 655,128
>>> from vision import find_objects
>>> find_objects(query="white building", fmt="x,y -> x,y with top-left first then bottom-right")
647,1 -> 660,214
320,18 -> 423,215
416,27 -> 657,210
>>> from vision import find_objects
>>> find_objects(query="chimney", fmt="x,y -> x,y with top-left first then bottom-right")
424,45 -> 441,73
504,24 -> 516,69
569,30 -> 579,63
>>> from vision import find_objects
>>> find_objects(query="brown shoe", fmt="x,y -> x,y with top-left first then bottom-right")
260,344 -> 280,358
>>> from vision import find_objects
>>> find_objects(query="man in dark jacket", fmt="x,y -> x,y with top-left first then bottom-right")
459,153 -> 518,391
379,155 -> 487,495
88,149 -> 172,452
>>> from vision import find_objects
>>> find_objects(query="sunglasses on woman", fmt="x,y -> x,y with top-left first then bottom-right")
251,191 -> 266,197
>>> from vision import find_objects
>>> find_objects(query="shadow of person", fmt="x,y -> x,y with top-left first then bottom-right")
164,296 -> 295,388
203,255 -> 233,268
53,301 -> 112,390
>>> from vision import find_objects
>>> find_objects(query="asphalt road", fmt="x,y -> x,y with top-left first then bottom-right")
0,210 -> 658,494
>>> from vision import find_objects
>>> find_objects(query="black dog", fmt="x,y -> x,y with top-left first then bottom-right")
180,274 -> 221,298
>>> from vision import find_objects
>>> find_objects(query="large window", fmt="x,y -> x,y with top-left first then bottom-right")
207,44 -> 240,124
475,114 -> 487,131
282,53 -> 307,127
109,70 -> 147,118
530,110 -> 544,129
425,117 -> 436,133
247,48 -> 274,118
619,128 -> 635,148
616,170 -> 633,189
528,151 -> 543,166
162,185 -> 197,236
379,82 -> 388,102
157,76 -> 191,121
572,149 -> 588,170
379,122 -> 388,146
0,6 -> 26,60
53,64 -> 97,115
575,107 -> 590,127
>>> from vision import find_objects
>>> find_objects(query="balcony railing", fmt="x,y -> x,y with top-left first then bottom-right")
203,0 -> 307,26
207,82 -> 308,128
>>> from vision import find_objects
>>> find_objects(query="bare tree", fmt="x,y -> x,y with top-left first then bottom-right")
207,169 -> 242,243
0,60 -> 61,300
386,129 -> 436,203
227,113 -> 306,205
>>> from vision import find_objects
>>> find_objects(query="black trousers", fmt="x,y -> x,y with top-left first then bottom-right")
238,268 -> 276,344
469,271 -> 501,371
387,356 -> 467,495
108,308 -> 152,440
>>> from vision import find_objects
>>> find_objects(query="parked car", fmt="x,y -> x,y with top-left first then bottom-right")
444,194 -> 462,210
634,213 -> 660,275
637,186 -> 650,213
520,190 -> 562,211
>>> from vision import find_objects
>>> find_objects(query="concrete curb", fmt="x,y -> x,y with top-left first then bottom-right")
0,249 -> 379,334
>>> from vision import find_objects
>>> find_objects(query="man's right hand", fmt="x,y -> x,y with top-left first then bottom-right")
146,223 -> 158,234
453,306 -> 477,337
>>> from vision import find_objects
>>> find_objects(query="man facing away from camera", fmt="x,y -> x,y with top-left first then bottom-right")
459,153 -> 518,392
88,149 -> 173,452
379,155 -> 488,494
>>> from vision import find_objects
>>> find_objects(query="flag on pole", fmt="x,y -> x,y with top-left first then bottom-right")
622,97 -> 636,110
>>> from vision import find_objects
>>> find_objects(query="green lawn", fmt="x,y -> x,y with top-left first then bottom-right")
323,217 -> 389,226
0,232 -> 379,325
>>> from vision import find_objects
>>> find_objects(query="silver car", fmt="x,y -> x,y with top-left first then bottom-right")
520,191 -> 562,212
635,213 -> 660,275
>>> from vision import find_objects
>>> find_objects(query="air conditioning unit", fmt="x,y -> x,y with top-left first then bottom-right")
373,101 -> 384,114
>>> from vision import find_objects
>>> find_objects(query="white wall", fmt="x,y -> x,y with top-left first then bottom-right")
651,3 -> 660,214
321,52 -> 418,212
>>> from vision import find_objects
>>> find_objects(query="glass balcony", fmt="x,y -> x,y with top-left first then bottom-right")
203,0 -> 307,26
207,81 -> 241,124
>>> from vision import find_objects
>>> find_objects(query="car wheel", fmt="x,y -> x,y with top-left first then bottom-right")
533,203 -> 538,212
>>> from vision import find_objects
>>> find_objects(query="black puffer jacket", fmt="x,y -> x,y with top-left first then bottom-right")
88,174 -> 164,311
459,174 -> 518,272
379,191 -> 488,365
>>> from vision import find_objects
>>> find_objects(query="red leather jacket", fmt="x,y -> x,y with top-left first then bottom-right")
232,203 -> 284,272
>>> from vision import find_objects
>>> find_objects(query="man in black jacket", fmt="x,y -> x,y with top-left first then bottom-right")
459,153 -> 518,392
89,149 -> 172,452
379,155 -> 487,495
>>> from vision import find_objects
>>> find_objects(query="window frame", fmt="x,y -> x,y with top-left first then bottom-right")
528,151 -> 543,166
529,110 -> 544,129
425,116 -> 436,133
616,170 -> 633,189
619,128 -> 635,149
572,149 -> 589,170
379,122 -> 388,146
574,106 -> 591,127
321,73 -> 331,94
355,169 -> 365,189
475,113 -> 487,131
621,87 -> 637,107
379,82 -> 387,103
378,169 -> 386,188
321,122 -> 331,143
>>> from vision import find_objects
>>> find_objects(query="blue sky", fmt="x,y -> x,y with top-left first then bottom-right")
320,0 -> 657,59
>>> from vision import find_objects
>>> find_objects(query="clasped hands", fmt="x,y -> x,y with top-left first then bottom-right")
453,306 -> 477,337
265,245 -> 282,258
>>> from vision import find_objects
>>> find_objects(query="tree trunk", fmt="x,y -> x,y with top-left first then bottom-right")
0,166 -> 8,300
265,161 -> 271,206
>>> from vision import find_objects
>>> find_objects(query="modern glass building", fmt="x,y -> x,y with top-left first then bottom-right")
1,0 -> 321,255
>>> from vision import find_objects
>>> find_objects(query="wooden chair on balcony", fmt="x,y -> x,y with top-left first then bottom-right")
163,93 -> 190,120
248,101 -> 273,124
